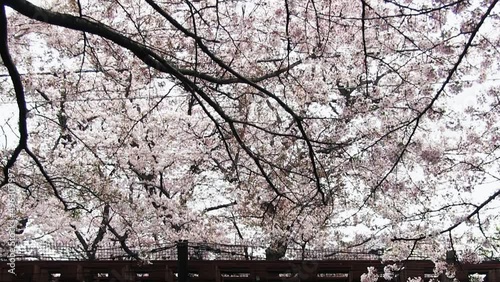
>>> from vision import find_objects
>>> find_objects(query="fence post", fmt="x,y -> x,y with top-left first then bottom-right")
177,240 -> 189,282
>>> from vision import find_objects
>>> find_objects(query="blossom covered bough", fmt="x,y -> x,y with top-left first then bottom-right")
0,0 -> 499,279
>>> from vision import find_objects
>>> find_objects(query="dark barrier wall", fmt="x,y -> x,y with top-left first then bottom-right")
1,260 -> 500,282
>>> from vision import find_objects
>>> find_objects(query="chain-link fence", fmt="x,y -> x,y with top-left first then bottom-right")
1,241 -> 387,261
0,242 -> 177,261
186,242 -> 382,260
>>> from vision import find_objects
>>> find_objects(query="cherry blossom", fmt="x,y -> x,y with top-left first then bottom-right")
0,0 -> 499,273
360,267 -> 379,282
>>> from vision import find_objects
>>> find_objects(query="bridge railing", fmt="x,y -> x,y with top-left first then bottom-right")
1,260 -> 500,282
1,241 -> 390,261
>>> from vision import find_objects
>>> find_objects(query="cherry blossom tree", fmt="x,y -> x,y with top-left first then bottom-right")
1,0 -> 499,273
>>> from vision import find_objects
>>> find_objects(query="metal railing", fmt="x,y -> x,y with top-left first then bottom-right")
0,241 -> 386,261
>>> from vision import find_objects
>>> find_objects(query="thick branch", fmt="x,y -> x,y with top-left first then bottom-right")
0,3 -> 28,185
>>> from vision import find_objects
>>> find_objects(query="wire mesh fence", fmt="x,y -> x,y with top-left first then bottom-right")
186,242 -> 382,261
0,241 -> 386,261
0,242 -> 177,261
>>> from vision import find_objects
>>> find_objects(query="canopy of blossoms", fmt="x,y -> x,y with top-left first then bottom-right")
0,0 -> 499,273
